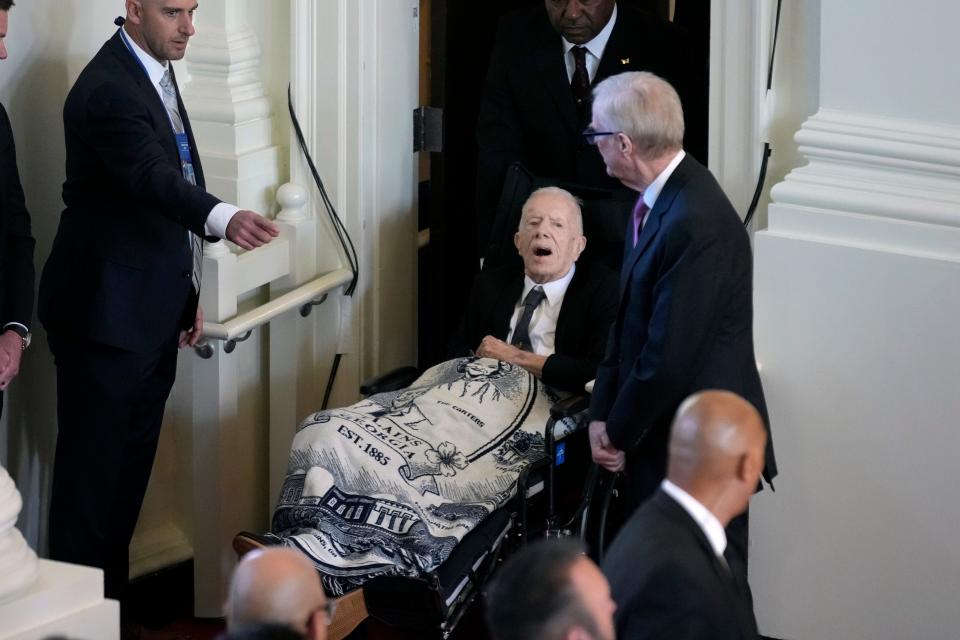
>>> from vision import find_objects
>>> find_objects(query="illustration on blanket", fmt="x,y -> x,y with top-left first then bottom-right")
268,357 -> 581,595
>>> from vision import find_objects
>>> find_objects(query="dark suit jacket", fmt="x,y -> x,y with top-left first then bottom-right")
589,155 -> 777,499
450,260 -> 618,393
603,489 -> 759,640
475,4 -> 705,251
39,30 -> 219,353
0,104 -> 35,331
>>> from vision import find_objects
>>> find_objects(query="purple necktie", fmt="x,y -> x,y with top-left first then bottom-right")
632,199 -> 650,247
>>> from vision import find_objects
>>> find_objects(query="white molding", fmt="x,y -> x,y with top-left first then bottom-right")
769,108 -> 960,256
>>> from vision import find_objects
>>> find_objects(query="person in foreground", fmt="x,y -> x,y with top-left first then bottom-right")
602,390 -> 765,640
486,538 -> 616,640
41,0 -> 278,601
451,186 -> 618,394
225,547 -> 331,640
585,70 -> 776,579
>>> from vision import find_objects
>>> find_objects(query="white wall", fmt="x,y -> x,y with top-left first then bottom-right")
0,0 -> 122,553
751,0 -> 960,637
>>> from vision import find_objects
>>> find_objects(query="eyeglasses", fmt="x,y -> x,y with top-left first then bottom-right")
581,126 -> 619,145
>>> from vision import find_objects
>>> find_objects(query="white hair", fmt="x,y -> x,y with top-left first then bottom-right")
592,71 -> 684,159
521,186 -> 584,235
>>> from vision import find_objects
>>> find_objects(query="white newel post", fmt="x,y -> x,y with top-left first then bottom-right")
0,466 -> 37,602
178,0 -> 281,617
0,467 -> 118,638
267,183 -> 319,513
751,1 -> 960,638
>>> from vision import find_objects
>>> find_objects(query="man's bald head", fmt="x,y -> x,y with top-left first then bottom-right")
666,391 -> 767,525
226,547 -> 328,640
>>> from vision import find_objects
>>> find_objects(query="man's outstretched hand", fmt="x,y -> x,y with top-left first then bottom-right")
226,210 -> 280,250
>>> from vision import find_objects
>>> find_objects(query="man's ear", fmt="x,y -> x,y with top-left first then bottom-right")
126,0 -> 143,25
617,132 -> 632,156
514,231 -> 521,253
575,234 -> 587,258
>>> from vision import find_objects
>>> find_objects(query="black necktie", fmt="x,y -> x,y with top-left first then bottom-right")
571,46 -> 591,128
511,286 -> 546,351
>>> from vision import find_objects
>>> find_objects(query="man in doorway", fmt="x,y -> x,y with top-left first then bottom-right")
475,0 -> 705,254
0,0 -> 36,416
41,0 -> 279,601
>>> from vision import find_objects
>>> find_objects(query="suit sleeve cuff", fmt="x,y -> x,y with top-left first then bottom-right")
205,202 -> 240,239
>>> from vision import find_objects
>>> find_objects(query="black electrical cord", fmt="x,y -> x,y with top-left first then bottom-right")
288,85 -> 360,409
743,0 -> 783,229
288,84 -> 360,296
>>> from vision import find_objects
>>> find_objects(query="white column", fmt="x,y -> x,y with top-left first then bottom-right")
179,0 -> 281,216
751,1 -> 960,638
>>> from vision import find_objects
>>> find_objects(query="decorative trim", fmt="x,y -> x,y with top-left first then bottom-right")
771,108 -> 960,231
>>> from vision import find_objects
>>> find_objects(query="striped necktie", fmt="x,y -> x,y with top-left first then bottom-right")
160,68 -> 203,294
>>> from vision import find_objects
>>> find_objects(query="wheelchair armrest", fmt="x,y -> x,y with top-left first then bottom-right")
549,394 -> 590,421
359,366 -> 420,396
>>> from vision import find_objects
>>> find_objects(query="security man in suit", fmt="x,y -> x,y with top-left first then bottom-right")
586,71 -> 776,584
451,186 -> 618,394
475,0 -> 704,254
603,391 -> 766,639
0,0 -> 36,413
39,0 -> 278,600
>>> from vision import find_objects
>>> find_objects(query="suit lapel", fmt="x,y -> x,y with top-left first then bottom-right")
494,275 -> 525,341
655,490 -> 756,635
554,264 -> 585,349
618,156 -> 695,293
533,22 -> 578,135
595,10 -> 635,84
108,32 -> 182,169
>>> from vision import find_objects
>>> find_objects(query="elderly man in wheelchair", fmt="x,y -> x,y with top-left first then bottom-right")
240,185 -> 620,639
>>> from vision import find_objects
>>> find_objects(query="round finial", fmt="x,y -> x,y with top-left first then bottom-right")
276,183 -> 309,222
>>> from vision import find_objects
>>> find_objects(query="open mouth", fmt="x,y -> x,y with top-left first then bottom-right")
534,247 -> 553,257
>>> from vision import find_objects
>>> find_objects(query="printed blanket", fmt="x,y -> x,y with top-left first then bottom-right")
268,357 -> 578,595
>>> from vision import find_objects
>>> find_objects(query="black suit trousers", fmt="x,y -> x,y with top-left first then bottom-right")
48,334 -> 179,601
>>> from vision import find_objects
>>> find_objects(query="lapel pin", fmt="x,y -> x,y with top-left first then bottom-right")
621,57 -> 630,65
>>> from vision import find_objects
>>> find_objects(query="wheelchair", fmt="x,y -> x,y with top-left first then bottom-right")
234,163 -> 634,639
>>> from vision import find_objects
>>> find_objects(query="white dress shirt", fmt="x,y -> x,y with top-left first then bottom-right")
561,3 -> 618,84
640,149 -> 685,229
120,26 -> 237,239
661,479 -> 727,558
506,264 -> 577,356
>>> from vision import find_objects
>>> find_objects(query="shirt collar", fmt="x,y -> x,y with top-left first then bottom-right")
522,262 -> 576,307
642,149 -> 685,211
661,479 -> 727,558
120,25 -> 169,89
561,2 -> 618,62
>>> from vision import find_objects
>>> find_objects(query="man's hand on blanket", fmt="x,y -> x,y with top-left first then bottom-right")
476,335 -> 547,378
589,420 -> 626,473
